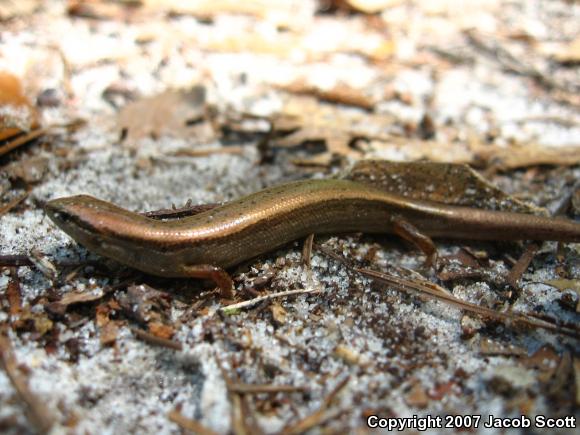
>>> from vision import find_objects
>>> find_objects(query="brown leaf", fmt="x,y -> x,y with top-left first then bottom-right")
0,71 -> 40,142
148,322 -> 175,340
544,279 -> 580,298
345,0 -> 403,14
99,322 -> 118,347
544,352 -> 576,411
117,284 -> 171,324
404,382 -> 429,408
522,345 -> 559,371
428,381 -> 458,401
273,95 -> 578,169
272,95 -> 396,160
13,311 -> 54,336
46,288 -> 106,316
334,344 -> 369,367
278,80 -> 376,110
4,156 -> 49,184
476,144 -> 580,169
479,339 -> 527,357
117,87 -> 215,147
6,269 -> 22,317
554,36 -> 580,65
68,0 -> 127,20
344,160 -> 546,214
0,0 -> 41,19
270,303 -> 287,326
95,302 -> 113,327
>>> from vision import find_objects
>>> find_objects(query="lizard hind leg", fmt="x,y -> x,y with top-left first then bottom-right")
181,264 -> 234,299
391,215 -> 438,268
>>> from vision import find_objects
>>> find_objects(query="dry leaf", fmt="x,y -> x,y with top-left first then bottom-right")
4,156 -> 49,184
273,96 -> 580,169
479,339 -> 527,357
544,279 -> 580,306
346,0 -> 403,14
367,138 -> 580,169
117,86 -> 215,147
522,345 -> 559,372
148,322 -> 175,340
270,303 -> 287,325
99,322 -> 119,346
404,382 -> 429,408
46,289 -> 106,316
0,71 -> 40,142
334,344 -> 369,367
117,284 -> 172,324
68,0 -> 128,20
428,380 -> 459,401
343,160 -> 546,214
272,95 -> 396,161
32,314 -> 53,336
543,353 -> 576,410
0,0 -> 41,19
95,303 -> 111,328
278,80 -> 376,110
554,36 -> 580,65
6,270 -> 22,317
476,144 -> 580,169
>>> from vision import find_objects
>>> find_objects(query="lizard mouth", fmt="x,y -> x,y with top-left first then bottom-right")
45,197 -> 100,239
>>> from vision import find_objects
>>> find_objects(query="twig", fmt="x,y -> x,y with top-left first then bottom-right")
302,234 -> 314,267
282,408 -> 342,435
0,329 -> 55,433
281,376 -> 349,435
315,244 -> 580,339
168,409 -> 219,435
0,254 -> 33,267
6,268 -> 22,318
357,267 -> 580,339
506,243 -> 539,288
322,375 -> 350,407
229,383 -> 309,395
220,288 -> 321,314
549,178 -> 580,216
464,30 -> 566,92
0,128 -> 45,158
130,327 -> 182,351
0,193 -> 28,217
170,146 -> 246,157
29,249 -> 57,281
216,357 -> 263,435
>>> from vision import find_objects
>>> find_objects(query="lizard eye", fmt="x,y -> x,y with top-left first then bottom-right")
52,210 -> 74,225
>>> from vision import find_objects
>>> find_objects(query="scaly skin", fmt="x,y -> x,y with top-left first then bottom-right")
45,179 -> 580,279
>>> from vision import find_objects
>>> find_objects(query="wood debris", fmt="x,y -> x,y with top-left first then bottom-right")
553,36 -> 580,65
277,80 -> 377,110
0,329 -> 55,433
0,71 -> 42,156
117,87 -> 215,147
130,327 -> 182,351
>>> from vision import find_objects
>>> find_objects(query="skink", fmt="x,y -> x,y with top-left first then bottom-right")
45,179 -> 580,295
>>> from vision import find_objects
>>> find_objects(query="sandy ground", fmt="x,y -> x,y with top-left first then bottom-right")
1,1 -> 579,434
